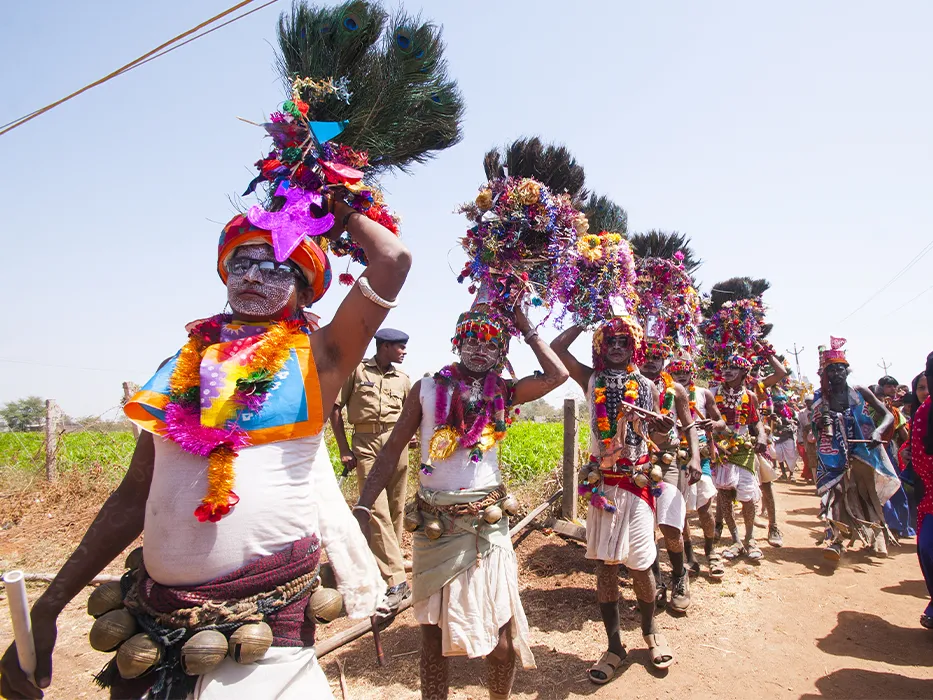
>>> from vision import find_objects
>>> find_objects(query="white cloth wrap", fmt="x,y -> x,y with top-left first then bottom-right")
713,462 -> 761,503
685,474 -> 718,512
144,433 -> 385,698
584,484 -> 657,571
774,438 -> 798,467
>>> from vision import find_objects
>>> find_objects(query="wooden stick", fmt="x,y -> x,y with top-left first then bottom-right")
317,598 -> 413,659
509,490 -> 562,538
370,615 -> 385,666
18,573 -> 120,585
335,658 -> 349,700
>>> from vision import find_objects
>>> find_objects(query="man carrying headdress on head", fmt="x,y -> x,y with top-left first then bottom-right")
355,303 -> 568,700
811,338 -> 901,562
552,315 -> 701,683
668,352 -> 728,581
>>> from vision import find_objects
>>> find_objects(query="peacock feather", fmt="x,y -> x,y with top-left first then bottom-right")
582,194 -> 628,236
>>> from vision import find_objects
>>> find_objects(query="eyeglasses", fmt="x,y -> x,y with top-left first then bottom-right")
225,257 -> 307,284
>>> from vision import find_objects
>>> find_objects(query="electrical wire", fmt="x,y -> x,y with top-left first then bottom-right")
838,238 -> 933,323
0,0 -> 278,136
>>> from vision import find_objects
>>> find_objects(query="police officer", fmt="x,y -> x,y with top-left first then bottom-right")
331,328 -> 412,608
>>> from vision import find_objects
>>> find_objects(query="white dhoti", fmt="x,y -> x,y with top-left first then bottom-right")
414,543 -> 534,668
713,463 -> 761,503
773,438 -> 798,468
586,485 -> 663,570
684,474 -> 718,512
194,648 -> 332,699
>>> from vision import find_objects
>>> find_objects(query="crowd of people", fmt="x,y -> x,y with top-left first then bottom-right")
2,2 -> 932,698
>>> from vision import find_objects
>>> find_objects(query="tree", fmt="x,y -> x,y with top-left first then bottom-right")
629,230 -> 702,276
1,396 -> 45,432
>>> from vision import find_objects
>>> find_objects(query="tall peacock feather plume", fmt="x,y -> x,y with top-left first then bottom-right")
628,230 -> 702,277
581,193 -> 628,238
245,0 -> 464,269
699,276 -> 774,373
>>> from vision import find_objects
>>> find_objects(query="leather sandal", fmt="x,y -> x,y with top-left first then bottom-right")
588,649 -> 625,684
644,633 -> 674,669
707,553 -> 725,580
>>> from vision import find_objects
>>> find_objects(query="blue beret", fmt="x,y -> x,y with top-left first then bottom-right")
375,328 -> 409,343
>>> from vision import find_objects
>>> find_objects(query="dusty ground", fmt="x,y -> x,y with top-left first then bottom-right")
2,480 -> 932,699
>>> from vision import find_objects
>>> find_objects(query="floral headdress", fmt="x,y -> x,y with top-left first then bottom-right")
451,309 -> 509,373
592,315 -> 646,370
457,138 -> 587,332
242,1 -> 464,282
634,254 -> 702,355
667,350 -> 697,376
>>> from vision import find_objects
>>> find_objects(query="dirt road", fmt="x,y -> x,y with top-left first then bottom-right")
2,481 -> 931,699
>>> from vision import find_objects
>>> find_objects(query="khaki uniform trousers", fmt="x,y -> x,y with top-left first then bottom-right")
353,430 -> 409,587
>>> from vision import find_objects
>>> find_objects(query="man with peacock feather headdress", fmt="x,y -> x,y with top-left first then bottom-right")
0,2 -> 463,698
355,138 -> 580,700
632,245 -> 706,613
550,197 -> 701,684
700,277 -> 788,563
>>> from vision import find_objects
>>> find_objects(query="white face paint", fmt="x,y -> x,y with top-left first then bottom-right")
671,371 -> 692,386
603,334 -> 633,368
722,367 -> 746,384
640,356 -> 665,377
459,337 -> 501,374
226,244 -> 298,319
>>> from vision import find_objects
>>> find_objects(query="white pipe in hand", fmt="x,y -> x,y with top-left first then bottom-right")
3,570 -> 37,684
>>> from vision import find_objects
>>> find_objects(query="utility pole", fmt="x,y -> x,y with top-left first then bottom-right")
877,358 -> 893,376
786,343 -> 805,378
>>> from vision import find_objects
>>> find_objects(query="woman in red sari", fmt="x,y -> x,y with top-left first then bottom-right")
910,352 -> 933,629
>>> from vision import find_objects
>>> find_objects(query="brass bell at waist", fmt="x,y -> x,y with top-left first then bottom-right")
87,581 -> 124,618
403,509 -> 423,532
423,515 -> 444,540
180,630 -> 228,676
650,454 -> 659,464
633,472 -> 650,488
661,452 -> 674,465
586,469 -> 600,485
649,465 -> 663,483
89,609 -> 137,652
678,449 -> 688,460
124,547 -> 144,572
308,587 -> 344,623
229,622 -> 273,664
116,633 -> 162,679
483,505 -> 503,524
501,494 -> 519,515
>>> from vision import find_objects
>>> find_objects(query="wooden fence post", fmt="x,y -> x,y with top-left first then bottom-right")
122,382 -> 141,440
561,398 -> 578,521
45,399 -> 61,482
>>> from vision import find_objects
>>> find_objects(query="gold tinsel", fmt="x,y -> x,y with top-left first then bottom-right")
204,446 -> 237,508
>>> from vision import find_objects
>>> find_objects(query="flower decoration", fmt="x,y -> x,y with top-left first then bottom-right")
553,231 -> 639,328
457,175 -> 583,332
699,297 -> 767,374
242,75 -> 401,268
634,256 -> 701,355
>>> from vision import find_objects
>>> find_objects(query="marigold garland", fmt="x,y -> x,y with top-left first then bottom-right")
163,315 -> 306,522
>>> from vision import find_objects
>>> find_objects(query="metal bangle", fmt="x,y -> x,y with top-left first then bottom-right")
352,504 -> 373,518
357,275 -> 398,309
342,210 -> 358,229
523,329 -> 539,343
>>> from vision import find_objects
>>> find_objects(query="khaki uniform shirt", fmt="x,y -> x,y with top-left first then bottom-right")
339,358 -> 410,430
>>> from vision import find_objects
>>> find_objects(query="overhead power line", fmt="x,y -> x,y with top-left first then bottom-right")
0,0 -> 279,137
838,238 -> 933,323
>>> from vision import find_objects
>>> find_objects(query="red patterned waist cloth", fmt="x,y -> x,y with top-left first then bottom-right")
592,454 -> 655,509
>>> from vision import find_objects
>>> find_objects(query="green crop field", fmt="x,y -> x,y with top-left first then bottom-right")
1,420 -> 590,489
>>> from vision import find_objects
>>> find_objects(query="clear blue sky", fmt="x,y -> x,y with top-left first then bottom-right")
1,0 -> 931,418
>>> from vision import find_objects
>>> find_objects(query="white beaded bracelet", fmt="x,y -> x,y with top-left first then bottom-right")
357,275 -> 398,309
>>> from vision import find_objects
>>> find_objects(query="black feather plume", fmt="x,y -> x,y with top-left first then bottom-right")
483,137 -> 587,202
628,230 -> 702,275
582,194 -> 628,235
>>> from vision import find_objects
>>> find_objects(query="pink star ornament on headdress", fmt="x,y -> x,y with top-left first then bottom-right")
247,182 -> 335,263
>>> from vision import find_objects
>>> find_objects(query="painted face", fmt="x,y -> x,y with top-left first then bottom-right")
459,336 -> 502,374
825,363 -> 848,387
640,356 -> 666,377
917,375 -> 929,404
671,370 -> 692,386
722,366 -> 747,384
226,244 -> 300,319
603,333 -> 634,368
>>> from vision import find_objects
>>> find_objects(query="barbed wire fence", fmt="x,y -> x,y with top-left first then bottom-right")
0,384 -> 140,487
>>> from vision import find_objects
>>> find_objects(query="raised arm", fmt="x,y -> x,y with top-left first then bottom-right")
354,381 -> 424,537
857,385 -> 893,446
758,347 -> 788,390
0,432 -> 156,698
550,324 -> 593,392
313,199 -> 412,408
511,306 -> 569,405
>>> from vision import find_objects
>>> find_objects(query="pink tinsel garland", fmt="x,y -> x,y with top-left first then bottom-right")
163,403 -> 249,457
